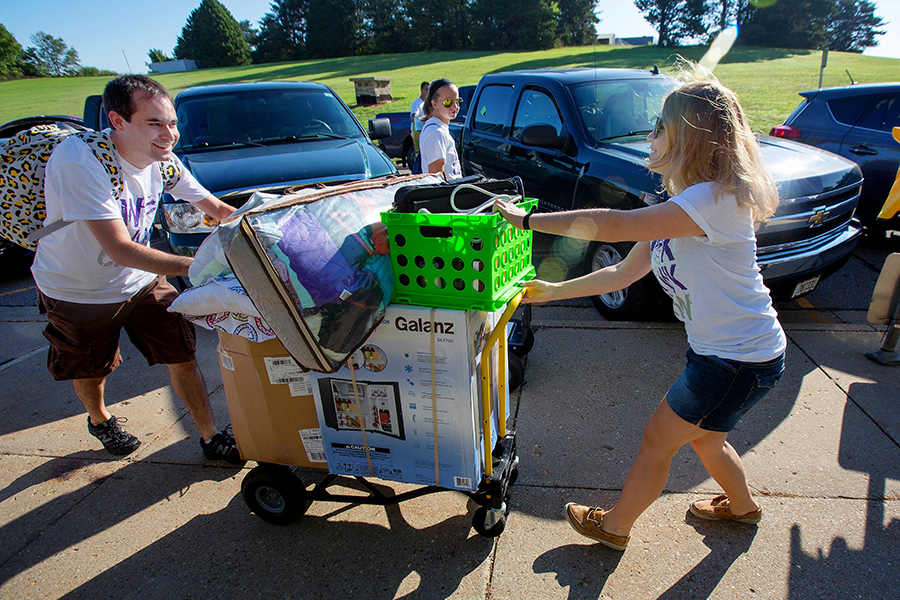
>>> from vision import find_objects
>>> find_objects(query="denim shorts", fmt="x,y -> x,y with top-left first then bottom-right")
665,348 -> 785,432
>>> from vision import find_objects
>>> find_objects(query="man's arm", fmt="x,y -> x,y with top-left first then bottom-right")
85,219 -> 192,276
193,195 -> 236,221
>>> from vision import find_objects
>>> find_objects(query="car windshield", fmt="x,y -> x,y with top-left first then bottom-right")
568,78 -> 680,146
175,88 -> 365,150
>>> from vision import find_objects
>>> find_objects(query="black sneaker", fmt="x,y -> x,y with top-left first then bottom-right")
87,415 -> 141,456
200,428 -> 244,464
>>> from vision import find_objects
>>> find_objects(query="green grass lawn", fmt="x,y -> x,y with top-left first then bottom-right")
1,44 -> 897,134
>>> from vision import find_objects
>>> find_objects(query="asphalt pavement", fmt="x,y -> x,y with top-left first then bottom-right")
0,234 -> 899,599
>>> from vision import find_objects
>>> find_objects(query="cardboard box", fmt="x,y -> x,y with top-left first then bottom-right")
217,332 -> 327,468
310,305 -> 509,491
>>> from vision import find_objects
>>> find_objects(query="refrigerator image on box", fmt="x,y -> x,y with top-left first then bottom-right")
317,378 -> 405,440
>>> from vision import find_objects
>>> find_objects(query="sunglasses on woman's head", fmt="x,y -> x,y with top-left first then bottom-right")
441,98 -> 463,107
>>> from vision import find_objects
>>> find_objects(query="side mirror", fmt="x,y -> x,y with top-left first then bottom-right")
520,124 -> 569,151
368,117 -> 391,140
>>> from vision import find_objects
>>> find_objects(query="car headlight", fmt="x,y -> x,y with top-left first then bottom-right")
162,202 -> 219,234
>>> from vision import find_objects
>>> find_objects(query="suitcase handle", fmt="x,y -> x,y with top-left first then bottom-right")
416,183 -> 523,216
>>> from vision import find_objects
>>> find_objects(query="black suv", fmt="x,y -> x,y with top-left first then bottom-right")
460,69 -> 864,320
771,82 -> 900,231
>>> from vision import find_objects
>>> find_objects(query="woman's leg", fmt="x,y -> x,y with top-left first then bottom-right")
601,398 -> 708,537
689,432 -> 759,515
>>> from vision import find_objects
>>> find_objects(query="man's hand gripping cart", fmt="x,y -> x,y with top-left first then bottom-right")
239,291 -> 525,538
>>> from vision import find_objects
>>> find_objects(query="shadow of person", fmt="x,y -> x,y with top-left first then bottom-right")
785,382 -> 900,599
55,478 -> 494,600
532,543 -> 624,599
0,442 -> 243,587
653,514 -> 757,599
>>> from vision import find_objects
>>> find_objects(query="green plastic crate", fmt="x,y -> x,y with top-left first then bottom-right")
381,198 -> 537,311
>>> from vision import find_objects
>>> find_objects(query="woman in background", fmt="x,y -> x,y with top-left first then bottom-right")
419,77 -> 462,179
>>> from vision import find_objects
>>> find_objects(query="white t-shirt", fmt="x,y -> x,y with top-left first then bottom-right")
419,117 -> 461,180
410,97 -> 425,132
649,182 -> 786,362
32,133 -> 211,304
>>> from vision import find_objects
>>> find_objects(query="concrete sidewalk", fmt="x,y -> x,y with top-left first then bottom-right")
0,301 -> 898,599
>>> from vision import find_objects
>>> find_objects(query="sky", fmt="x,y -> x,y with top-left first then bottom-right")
1,0 -> 898,74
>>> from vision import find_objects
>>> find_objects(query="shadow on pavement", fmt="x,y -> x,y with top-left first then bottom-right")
0,441 -> 242,587
533,544 -> 624,599
54,480 -> 492,600
786,381 -> 900,599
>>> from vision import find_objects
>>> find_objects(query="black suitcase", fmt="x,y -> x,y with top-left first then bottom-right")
392,176 -> 525,214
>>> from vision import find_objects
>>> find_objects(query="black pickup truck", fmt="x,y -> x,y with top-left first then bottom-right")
375,85 -> 476,166
459,68 -> 864,320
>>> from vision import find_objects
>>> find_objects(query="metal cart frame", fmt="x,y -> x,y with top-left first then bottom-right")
239,292 -> 526,537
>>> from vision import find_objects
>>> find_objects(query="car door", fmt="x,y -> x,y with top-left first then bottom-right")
839,92 -> 900,224
461,83 -> 514,180
505,86 -> 579,211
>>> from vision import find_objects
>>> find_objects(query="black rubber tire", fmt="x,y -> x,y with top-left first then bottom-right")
508,352 -> 524,392
585,240 -> 664,321
472,506 -> 507,537
509,327 -> 535,358
508,461 -> 519,486
241,464 -> 308,526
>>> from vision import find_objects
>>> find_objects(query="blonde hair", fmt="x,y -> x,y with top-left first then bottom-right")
646,77 -> 779,220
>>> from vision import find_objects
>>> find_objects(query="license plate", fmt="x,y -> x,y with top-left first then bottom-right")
791,275 -> 820,298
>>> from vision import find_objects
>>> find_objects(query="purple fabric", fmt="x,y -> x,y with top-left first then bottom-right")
275,211 -> 355,306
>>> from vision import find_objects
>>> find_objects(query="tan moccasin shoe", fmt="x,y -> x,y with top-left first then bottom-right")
690,495 -> 762,524
564,503 -> 630,551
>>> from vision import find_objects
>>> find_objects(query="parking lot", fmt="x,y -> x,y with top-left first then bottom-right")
1,227 -> 898,598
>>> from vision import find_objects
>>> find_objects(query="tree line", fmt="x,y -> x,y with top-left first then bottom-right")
169,0 -> 600,68
0,26 -> 118,80
637,0 -> 884,51
0,0 -> 886,81
172,0 -> 886,69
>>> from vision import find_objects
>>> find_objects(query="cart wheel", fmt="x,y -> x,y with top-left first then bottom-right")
509,327 -> 534,358
508,460 -> 519,486
241,465 -> 308,525
508,352 -> 524,391
473,506 -> 507,537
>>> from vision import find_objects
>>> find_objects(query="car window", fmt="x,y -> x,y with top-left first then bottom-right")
472,84 -> 513,135
176,88 -> 364,149
569,78 -> 677,145
857,94 -> 900,133
827,95 -> 871,127
512,88 -> 563,139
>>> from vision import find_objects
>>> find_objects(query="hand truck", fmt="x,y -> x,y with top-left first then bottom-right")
239,292 -> 528,537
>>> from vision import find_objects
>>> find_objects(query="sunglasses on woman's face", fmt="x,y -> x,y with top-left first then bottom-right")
652,116 -> 665,137
441,97 -> 463,107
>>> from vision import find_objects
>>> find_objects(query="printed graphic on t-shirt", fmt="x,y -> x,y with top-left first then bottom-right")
651,239 -> 692,321
94,193 -> 158,267
120,194 -> 158,246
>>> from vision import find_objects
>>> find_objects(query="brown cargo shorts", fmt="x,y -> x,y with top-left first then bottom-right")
38,276 -> 197,381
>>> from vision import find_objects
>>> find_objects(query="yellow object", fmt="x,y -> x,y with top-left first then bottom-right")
480,291 -> 523,477
876,126 -> 900,220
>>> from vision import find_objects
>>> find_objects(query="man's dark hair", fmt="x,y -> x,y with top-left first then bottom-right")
102,75 -> 173,122
420,81 -> 429,89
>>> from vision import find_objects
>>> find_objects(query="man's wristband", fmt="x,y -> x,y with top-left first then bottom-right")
522,212 -> 532,230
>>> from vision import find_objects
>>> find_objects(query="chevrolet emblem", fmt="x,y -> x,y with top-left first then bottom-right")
808,206 -> 829,226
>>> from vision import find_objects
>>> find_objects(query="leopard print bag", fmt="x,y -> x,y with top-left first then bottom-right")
0,124 -> 180,250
